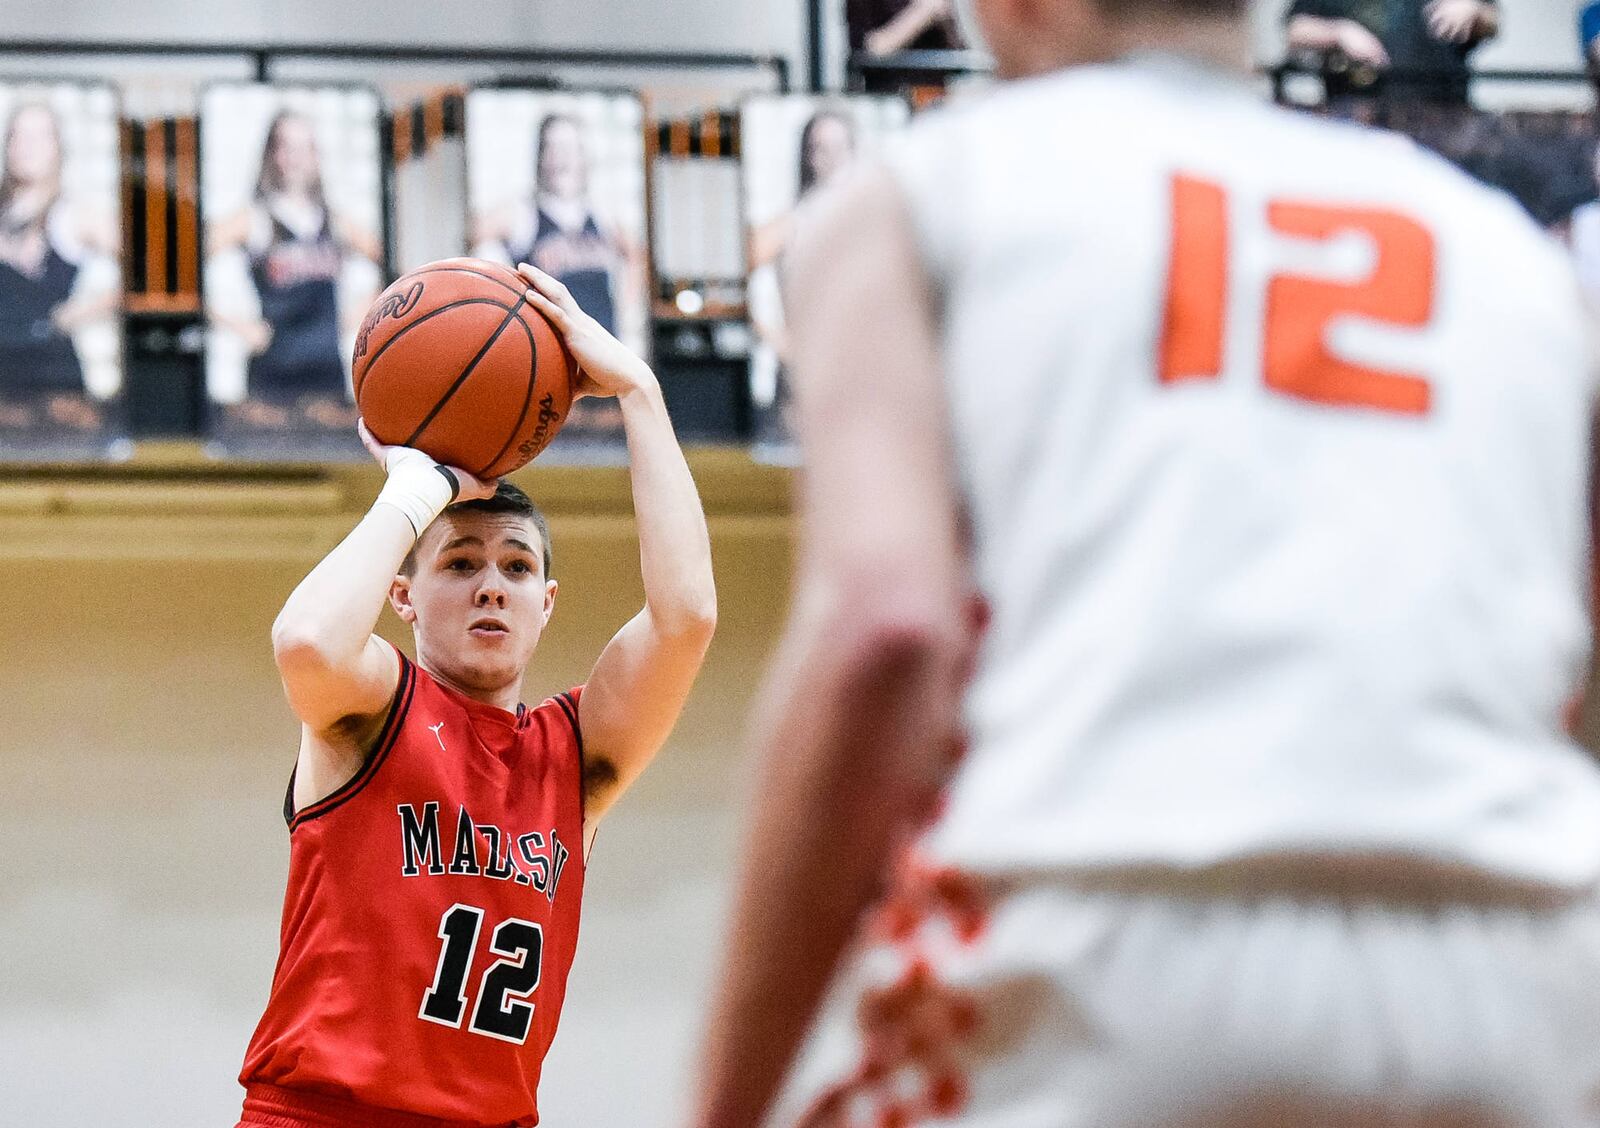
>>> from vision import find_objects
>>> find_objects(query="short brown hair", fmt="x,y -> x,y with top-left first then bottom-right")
400,480 -> 553,578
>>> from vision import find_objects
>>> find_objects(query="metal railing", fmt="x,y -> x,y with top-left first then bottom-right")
0,38 -> 792,90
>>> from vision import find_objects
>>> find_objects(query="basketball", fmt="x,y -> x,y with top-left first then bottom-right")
352,258 -> 577,478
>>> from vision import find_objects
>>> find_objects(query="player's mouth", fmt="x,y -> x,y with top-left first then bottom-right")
469,618 -> 510,638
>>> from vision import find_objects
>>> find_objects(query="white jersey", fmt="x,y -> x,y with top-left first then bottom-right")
886,56 -> 1600,886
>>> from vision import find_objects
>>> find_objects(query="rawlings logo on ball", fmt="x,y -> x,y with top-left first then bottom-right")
354,282 -> 425,360
520,393 -> 563,459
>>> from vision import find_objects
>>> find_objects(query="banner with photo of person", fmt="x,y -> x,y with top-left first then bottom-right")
200,83 -> 384,459
466,87 -> 648,457
0,81 -> 123,461
738,94 -> 909,455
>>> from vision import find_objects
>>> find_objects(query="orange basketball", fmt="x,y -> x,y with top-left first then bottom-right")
353,258 -> 576,478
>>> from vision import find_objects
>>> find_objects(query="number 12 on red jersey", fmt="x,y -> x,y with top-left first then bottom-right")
419,903 -> 544,1045
1159,173 -> 1436,415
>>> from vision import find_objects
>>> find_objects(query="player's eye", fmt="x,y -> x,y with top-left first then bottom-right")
506,559 -> 532,575
445,557 -> 475,572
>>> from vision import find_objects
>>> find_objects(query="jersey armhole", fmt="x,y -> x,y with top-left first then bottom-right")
284,649 -> 417,831
552,687 -> 584,762
551,687 -> 588,853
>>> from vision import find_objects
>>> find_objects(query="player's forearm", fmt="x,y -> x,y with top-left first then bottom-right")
1286,14 -> 1342,51
272,504 -> 416,663
691,599 -> 962,1128
616,378 -> 717,639
866,2 -> 940,56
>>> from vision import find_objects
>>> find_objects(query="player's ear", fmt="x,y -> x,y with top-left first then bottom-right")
391,575 -> 418,624
542,579 -> 558,625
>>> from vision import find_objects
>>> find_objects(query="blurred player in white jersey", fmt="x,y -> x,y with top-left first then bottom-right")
685,0 -> 1600,1126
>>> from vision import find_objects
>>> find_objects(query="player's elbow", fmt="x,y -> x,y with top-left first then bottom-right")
271,615 -> 338,675
680,593 -> 719,644
832,594 -> 960,692
654,588 -> 718,648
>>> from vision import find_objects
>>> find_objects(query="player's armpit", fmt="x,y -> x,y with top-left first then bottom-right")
577,604 -> 713,828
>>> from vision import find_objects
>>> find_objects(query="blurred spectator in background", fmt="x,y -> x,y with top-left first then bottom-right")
1559,139 -> 1600,300
847,0 -> 965,92
0,101 -> 119,435
1583,2 -> 1600,73
208,110 -> 381,431
1285,0 -> 1500,103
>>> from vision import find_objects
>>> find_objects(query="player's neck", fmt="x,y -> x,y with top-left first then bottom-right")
1000,16 -> 1249,80
424,661 -> 526,717
1107,17 -> 1251,74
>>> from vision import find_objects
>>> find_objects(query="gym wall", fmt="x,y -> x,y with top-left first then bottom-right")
1,3 -> 1584,87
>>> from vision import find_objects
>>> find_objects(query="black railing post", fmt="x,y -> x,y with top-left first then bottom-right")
807,0 -> 825,92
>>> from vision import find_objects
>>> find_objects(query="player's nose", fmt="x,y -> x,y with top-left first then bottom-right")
475,575 -> 508,608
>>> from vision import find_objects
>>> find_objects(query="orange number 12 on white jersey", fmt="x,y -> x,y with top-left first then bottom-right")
1158,173 -> 1436,416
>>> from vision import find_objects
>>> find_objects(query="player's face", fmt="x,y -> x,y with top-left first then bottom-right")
272,116 -> 320,194
394,512 -> 556,695
806,117 -> 854,189
7,106 -> 59,184
538,121 -> 585,200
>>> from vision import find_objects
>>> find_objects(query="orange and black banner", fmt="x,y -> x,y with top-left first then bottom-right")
655,110 -> 740,159
387,93 -> 740,162
391,88 -> 467,164
123,115 -> 200,311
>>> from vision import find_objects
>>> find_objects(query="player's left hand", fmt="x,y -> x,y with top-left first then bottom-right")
516,262 -> 656,400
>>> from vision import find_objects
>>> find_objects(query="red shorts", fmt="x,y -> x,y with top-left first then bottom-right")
236,1084 -> 523,1128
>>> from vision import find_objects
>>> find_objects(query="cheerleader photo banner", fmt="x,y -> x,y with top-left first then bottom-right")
738,94 -> 908,456
0,81 -> 124,462
466,87 -> 649,455
200,83 -> 384,460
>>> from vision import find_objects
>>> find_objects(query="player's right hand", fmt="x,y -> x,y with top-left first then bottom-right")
1334,19 -> 1389,66
1424,0 -> 1483,44
358,419 -> 497,503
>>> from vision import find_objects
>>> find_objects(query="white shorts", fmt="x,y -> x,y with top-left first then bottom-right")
772,859 -> 1600,1128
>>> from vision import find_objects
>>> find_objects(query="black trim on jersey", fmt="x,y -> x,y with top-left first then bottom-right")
288,654 -> 418,832
282,769 -> 297,826
554,689 -> 592,838
553,691 -> 583,758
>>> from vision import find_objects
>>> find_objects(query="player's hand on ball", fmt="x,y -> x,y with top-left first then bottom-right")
517,262 -> 656,400
358,419 -> 497,503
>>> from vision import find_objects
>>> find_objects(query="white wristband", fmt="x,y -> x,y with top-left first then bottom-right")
373,447 -> 460,539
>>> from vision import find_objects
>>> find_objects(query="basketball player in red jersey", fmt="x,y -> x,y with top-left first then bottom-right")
235,263 -> 716,1128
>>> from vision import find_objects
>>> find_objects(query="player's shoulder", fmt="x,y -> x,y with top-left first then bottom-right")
528,687 -> 584,749
1316,115 -> 1572,269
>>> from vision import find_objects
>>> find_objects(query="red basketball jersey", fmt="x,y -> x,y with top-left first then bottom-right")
240,649 -> 586,1126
